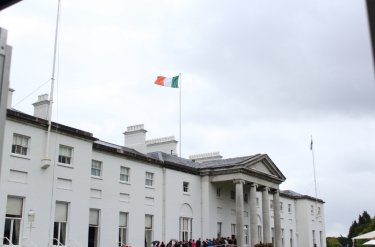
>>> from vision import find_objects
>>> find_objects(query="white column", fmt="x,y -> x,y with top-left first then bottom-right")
249,183 -> 258,247
261,186 -> 271,243
273,189 -> 282,247
234,179 -> 245,247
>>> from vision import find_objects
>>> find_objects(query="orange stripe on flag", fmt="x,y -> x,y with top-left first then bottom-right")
155,76 -> 166,86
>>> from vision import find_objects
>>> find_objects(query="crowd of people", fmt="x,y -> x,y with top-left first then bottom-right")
154,237 -> 238,247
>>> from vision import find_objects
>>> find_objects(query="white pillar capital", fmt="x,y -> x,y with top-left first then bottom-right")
233,179 -> 245,185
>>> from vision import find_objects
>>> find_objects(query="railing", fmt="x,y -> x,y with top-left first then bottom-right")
51,238 -> 64,247
0,237 -> 14,246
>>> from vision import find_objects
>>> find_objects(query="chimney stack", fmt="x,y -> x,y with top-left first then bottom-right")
146,136 -> 178,155
7,88 -> 14,108
124,124 -> 147,153
189,152 -> 223,163
32,94 -> 50,119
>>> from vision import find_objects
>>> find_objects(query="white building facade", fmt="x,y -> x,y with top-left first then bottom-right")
0,94 -> 326,247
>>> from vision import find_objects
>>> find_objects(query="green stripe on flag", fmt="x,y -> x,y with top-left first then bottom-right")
171,76 -> 179,88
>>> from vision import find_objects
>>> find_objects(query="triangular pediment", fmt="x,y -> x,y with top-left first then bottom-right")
241,154 -> 286,181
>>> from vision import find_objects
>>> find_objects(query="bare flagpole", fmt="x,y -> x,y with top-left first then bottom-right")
179,73 -> 182,157
41,0 -> 61,169
310,135 -> 319,216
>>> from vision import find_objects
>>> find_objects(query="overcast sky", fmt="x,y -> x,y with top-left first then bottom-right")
1,0 -> 375,237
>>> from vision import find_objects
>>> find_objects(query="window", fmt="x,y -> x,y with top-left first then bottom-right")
89,209 -> 100,247
281,228 -> 285,247
270,200 -> 274,210
258,225 -> 262,243
311,205 -> 314,214
230,190 -> 235,200
288,204 -> 292,213
244,225 -> 249,245
179,217 -> 192,241
290,229 -> 293,247
319,231 -> 323,247
120,167 -> 130,182
256,197 -> 259,207
119,212 -> 128,246
145,172 -> 154,187
244,193 -> 248,203
183,182 -> 189,193
54,201 -> 68,246
312,230 -> 316,246
145,215 -> 153,247
318,206 -> 321,215
231,224 -> 236,239
217,222 -> 222,238
271,227 -> 275,245
280,202 -> 283,211
216,187 -> 221,197
12,134 -> 29,156
58,145 -> 73,165
3,196 -> 23,245
91,160 -> 102,177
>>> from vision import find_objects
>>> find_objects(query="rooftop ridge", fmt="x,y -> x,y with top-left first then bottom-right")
146,136 -> 176,145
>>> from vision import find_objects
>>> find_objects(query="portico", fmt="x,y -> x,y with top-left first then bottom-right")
203,154 -> 286,247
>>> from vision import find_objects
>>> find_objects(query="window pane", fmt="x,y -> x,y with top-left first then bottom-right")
119,212 -> 127,227
60,222 -> 67,245
90,209 -> 99,226
11,219 -> 21,244
55,202 -> 68,222
3,219 -> 11,244
145,215 -> 152,229
6,197 -> 23,217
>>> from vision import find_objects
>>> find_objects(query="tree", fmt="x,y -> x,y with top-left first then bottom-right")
347,212 -> 375,247
326,237 -> 341,247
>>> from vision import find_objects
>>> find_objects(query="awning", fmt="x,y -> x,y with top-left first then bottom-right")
352,230 -> 375,240
364,239 -> 375,245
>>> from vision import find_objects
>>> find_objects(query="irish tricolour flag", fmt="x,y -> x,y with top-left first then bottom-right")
154,75 -> 179,88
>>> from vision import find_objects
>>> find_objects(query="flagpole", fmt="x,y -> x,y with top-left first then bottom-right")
310,135 -> 319,216
179,73 -> 182,157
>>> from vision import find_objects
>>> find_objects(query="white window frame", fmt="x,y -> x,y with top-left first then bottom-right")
216,187 -> 221,198
231,224 -> 236,238
53,201 -> 69,246
290,229 -> 293,247
11,133 -> 30,156
145,172 -> 154,187
145,214 -> 153,247
89,209 -> 100,247
217,222 -> 222,238
119,212 -> 128,246
179,217 -> 192,242
183,181 -> 189,193
120,166 -> 130,183
58,145 -> 73,165
288,203 -> 292,213
3,196 -> 23,246
91,160 -> 102,178
244,225 -> 249,245
230,190 -> 235,200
